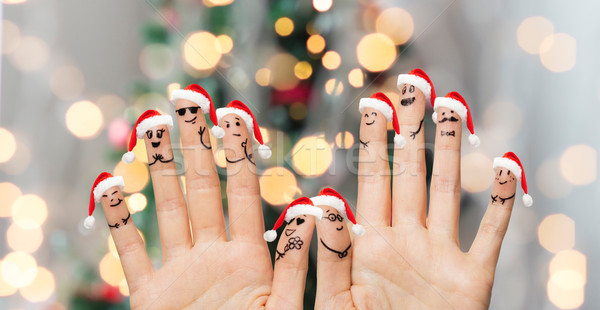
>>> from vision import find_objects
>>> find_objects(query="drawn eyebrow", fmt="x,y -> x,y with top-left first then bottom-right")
224,120 -> 230,123
325,210 -> 329,213
235,117 -> 240,120
112,190 -> 118,195
157,129 -> 165,132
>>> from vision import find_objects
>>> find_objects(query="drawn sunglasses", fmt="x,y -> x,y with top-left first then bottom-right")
176,106 -> 200,116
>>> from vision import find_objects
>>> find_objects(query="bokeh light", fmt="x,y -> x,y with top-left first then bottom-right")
255,68 -> 271,86
375,8 -> 414,45
167,83 -> 181,99
126,193 -> 148,213
139,44 -> 174,79
307,34 -> 326,54
0,270 -> 16,296
538,214 -> 575,253
357,33 -> 396,72
108,118 -> 132,149
516,16 -> 554,54
348,68 -> 364,88
0,182 -> 21,217
536,159 -> 573,199
183,31 -> 222,71
7,224 -> 43,253
482,101 -> 523,140
335,131 -> 354,149
1,252 -> 38,288
3,0 -> 27,3
66,100 -> 104,139
12,194 -> 48,229
214,147 -> 227,168
114,160 -> 150,193
119,279 -> 129,296
2,20 -> 21,54
547,277 -> 584,309
97,94 -> 127,123
267,53 -> 299,91
259,127 -> 271,144
325,78 -> 343,96
9,36 -> 49,71
539,33 -> 576,72
313,0 -> 332,12
259,167 -> 300,205
294,61 -> 312,80
50,65 -> 85,100
559,144 -> 596,185
275,17 -> 294,36
0,140 -> 31,175
289,103 -> 307,121
19,267 -> 55,302
132,138 -> 149,164
203,0 -> 234,6
291,135 -> 332,177
550,250 -> 587,290
322,51 -> 341,70
99,253 -> 125,286
461,153 -> 494,193
216,34 -> 234,54
0,128 -> 17,163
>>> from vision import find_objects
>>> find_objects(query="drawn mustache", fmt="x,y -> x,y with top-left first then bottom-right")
439,116 -> 459,123
148,153 -> 174,166
441,130 -> 455,136
400,97 -> 415,106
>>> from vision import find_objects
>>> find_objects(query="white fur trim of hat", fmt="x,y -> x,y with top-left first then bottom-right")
216,107 -> 254,133
135,115 -> 174,138
432,97 -> 468,124
397,74 -> 431,100
284,204 -> 323,222
170,89 -> 211,114
311,195 -> 346,217
358,98 -> 393,121
93,176 -> 125,202
493,157 -> 522,180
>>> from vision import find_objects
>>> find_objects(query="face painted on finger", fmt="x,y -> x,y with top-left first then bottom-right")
144,125 -> 174,166
174,99 -> 201,125
315,206 -> 352,259
399,84 -> 426,109
275,215 -> 314,261
221,114 -> 255,166
436,107 -> 462,138
491,168 -> 518,205
359,107 -> 387,147
100,186 -> 131,229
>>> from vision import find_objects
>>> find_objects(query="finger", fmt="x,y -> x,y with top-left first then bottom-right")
220,110 -> 265,242
314,205 -> 352,307
100,185 -> 153,292
469,166 -> 518,267
428,106 -> 462,242
392,83 -> 428,227
174,100 -> 226,243
357,104 -> 391,227
268,215 -> 315,308
143,121 -> 192,260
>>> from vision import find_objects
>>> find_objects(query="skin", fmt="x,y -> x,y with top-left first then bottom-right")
99,186 -> 130,229
311,90 -> 519,309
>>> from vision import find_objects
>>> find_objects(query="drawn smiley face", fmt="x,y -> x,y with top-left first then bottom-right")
175,103 -> 200,124
221,114 -> 247,138
495,168 -> 516,186
437,107 -> 460,124
360,107 -> 387,133
146,127 -> 166,148
400,84 -> 417,106
101,186 -> 124,208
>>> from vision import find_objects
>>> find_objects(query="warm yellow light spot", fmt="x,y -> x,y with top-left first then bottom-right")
167,83 -> 181,100
119,279 -> 129,296
183,31 -> 222,71
127,193 -> 147,213
325,78 -> 344,96
139,44 -> 174,80
348,68 -> 364,88
130,138 -> 149,164
335,131 -> 354,149
114,160 -> 149,193
0,182 -> 21,217
550,250 -> 586,290
267,53 -> 299,91
3,0 -> 27,3
203,0 -> 234,6
50,65 -> 85,100
357,33 -> 397,72
560,144 -> 596,185
517,16 -> 554,55
259,127 -> 270,144
536,159 -> 572,199
2,20 -> 21,54
255,68 -> 271,86
461,153 -> 494,193
19,267 -> 55,302
313,0 -> 332,12
538,214 -> 575,253
1,252 -> 37,288
66,101 -> 104,139
12,194 -> 48,230
214,147 -> 227,168
7,224 -> 43,253
294,61 -> 312,80
547,279 -> 584,309
0,128 -> 17,163
289,103 -> 307,121
275,17 -> 294,36
0,268 -> 16,296
291,135 -> 332,177
99,253 -> 125,286
307,34 -> 326,54
375,8 -> 414,45
9,36 -> 49,71
260,167 -> 300,205
322,51 -> 341,70
215,34 -> 234,54
540,33 -> 576,72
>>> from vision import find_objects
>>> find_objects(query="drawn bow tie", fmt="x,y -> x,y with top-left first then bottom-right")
441,130 -> 455,136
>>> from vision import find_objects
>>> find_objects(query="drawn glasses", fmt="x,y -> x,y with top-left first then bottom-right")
176,106 -> 199,116
324,213 -> 344,222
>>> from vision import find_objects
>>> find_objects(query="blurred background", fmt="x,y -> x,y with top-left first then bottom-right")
0,0 -> 597,309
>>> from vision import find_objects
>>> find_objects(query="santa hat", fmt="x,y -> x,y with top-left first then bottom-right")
310,188 -> 365,236
122,110 -> 173,164
215,100 -> 272,159
170,84 -> 224,138
358,92 -> 406,148
397,68 -> 436,106
493,152 -> 533,207
263,197 -> 322,242
85,172 -> 125,229
432,92 -> 480,147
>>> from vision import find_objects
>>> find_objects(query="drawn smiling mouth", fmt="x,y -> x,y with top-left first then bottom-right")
499,181 -> 507,185
365,120 -> 375,125
233,133 -> 241,137
151,142 -> 161,148
110,199 -> 123,207
185,116 -> 197,123
401,97 -> 415,106
336,226 -> 344,231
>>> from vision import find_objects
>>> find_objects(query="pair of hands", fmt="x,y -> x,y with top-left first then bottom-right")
97,87 -> 518,309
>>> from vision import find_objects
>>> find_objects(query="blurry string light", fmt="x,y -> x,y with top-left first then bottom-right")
0,128 -> 16,163
267,53 -> 299,91
325,78 -> 343,96
183,31 -> 222,73
66,101 -> 104,139
348,68 -> 364,88
126,193 -> 148,213
482,101 -> 523,140
322,51 -> 341,70
275,17 -> 294,36
50,65 -> 85,100
375,8 -> 414,45
19,267 -> 55,302
516,16 -> 554,55
0,140 -> 31,175
203,0 -> 234,7
294,61 -> 312,80
313,0 -> 332,12
9,36 -> 49,71
307,34 -> 326,54
2,20 -> 21,54
167,83 -> 181,99
539,33 -> 576,72
547,279 -> 584,309
214,148 -> 227,168
7,224 -> 43,253
548,250 -> 586,309
289,102 -> 307,121
1,252 -> 38,288
96,94 -> 127,123
0,182 -> 21,217
259,127 -> 271,144
3,0 -> 27,3
114,160 -> 149,193
291,135 -> 332,177
119,279 -> 129,296
99,253 -> 125,286
357,33 -> 396,72
255,68 -> 271,86
538,214 -> 575,253
12,194 -> 48,229
259,167 -> 300,205
560,144 -> 596,186
216,34 -> 234,54
335,131 -> 354,149
461,153 -> 494,193
0,269 -> 16,296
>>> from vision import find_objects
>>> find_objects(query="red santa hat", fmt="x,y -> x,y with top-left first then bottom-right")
214,100 -> 272,159
493,152 -> 533,207
264,197 -> 323,242
122,110 -> 173,164
432,92 -> 480,147
170,84 -> 224,138
397,68 -> 436,106
85,172 -> 125,229
358,92 -> 406,149
310,188 -> 365,236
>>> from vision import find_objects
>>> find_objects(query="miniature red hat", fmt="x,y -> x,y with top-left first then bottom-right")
170,84 -> 224,138
358,92 -> 406,149
397,68 -> 436,106
310,188 -> 365,236
493,152 -> 533,207
263,197 -> 323,242
85,172 -> 125,229
432,92 -> 480,147
215,100 -> 272,159
122,110 -> 173,164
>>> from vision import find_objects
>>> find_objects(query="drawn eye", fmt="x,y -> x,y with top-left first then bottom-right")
451,110 -> 455,114
409,85 -> 415,93
235,122 -> 240,127
146,131 -> 152,139
371,112 -> 377,116
402,85 -> 406,95
364,113 -> 369,118
507,170 -> 511,176
226,123 -> 230,128
442,112 -> 446,116
499,170 -> 503,176
102,194 -> 108,198
157,130 -> 163,139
